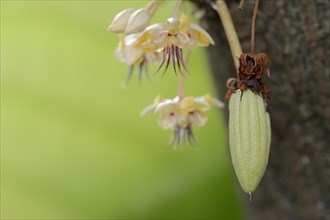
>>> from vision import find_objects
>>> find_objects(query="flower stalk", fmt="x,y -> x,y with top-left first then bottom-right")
215,0 -> 242,75
172,0 -> 182,18
145,0 -> 166,17
251,0 -> 260,53
178,73 -> 185,100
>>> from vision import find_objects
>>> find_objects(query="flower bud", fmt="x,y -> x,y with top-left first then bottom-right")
229,89 -> 271,193
125,8 -> 151,35
108,8 -> 136,33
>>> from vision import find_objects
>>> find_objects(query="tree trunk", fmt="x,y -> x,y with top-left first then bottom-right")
190,0 -> 330,219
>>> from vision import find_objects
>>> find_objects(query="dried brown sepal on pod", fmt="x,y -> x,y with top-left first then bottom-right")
226,53 -> 271,108
238,53 -> 269,79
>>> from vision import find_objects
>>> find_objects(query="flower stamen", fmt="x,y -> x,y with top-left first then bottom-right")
170,124 -> 196,147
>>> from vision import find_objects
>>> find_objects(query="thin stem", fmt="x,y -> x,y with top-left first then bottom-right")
178,73 -> 185,100
172,0 -> 182,18
145,0 -> 166,16
215,0 -> 243,77
251,0 -> 260,54
177,51 -> 191,100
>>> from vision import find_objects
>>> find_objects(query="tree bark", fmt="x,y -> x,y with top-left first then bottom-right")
190,0 -> 330,219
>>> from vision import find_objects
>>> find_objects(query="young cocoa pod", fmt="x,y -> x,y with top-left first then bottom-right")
229,89 -> 271,193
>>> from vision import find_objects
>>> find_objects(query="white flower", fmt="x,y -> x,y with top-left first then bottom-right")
115,34 -> 161,84
134,13 -> 215,75
141,94 -> 224,145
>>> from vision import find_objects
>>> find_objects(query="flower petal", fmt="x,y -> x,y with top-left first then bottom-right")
124,45 -> 144,66
155,97 -> 180,113
140,103 -> 157,117
114,47 -> 126,62
158,112 -> 177,130
201,94 -> 225,108
179,13 -> 191,32
134,23 -> 165,47
125,8 -> 151,34
140,95 -> 162,116
155,30 -> 169,46
108,8 -> 136,33
211,97 -> 225,108
176,33 -> 189,47
143,23 -> 166,34
188,110 -> 207,126
176,114 -> 190,128
188,24 -> 215,46
144,51 -> 161,63
180,97 -> 196,115
124,33 -> 140,46
195,94 -> 225,110
194,95 -> 211,107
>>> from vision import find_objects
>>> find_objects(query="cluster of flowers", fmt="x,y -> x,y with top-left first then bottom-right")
108,1 -> 224,146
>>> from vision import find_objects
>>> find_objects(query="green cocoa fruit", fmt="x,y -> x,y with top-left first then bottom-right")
229,89 -> 271,193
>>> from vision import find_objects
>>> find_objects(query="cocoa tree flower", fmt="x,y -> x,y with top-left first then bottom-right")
115,33 -> 161,84
141,95 -> 224,147
134,13 -> 215,75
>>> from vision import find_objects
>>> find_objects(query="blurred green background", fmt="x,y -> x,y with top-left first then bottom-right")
1,1 -> 242,219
